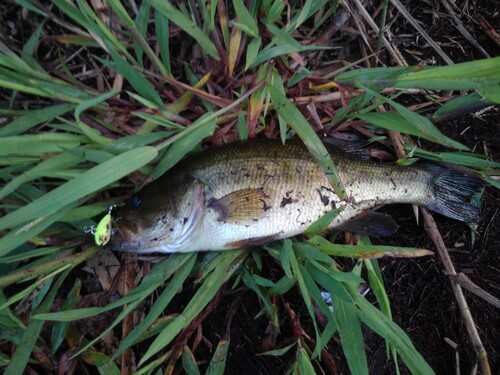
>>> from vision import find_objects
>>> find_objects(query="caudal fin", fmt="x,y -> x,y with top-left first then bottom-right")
425,165 -> 484,224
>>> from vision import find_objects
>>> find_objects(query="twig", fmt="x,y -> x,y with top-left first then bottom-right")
451,273 -> 500,309
121,253 -> 137,375
473,13 -> 500,47
439,0 -> 490,58
389,0 -> 455,65
291,88 -> 426,106
421,209 -> 491,375
342,0 -> 406,66
383,99 -> 492,372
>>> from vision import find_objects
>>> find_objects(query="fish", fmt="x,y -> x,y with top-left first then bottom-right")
110,139 -> 483,253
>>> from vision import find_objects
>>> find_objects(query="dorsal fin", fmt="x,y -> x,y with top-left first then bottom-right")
323,133 -> 371,160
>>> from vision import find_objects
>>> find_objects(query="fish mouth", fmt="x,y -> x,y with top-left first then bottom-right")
109,232 -> 141,252
110,218 -> 141,252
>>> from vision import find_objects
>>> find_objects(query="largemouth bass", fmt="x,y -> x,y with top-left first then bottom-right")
110,139 -> 482,253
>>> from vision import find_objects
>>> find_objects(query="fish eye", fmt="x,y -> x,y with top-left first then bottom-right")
131,195 -> 142,209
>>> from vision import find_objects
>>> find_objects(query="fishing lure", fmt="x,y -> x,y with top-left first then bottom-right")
94,206 -> 115,246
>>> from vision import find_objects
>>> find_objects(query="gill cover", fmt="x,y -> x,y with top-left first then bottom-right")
158,181 -> 205,252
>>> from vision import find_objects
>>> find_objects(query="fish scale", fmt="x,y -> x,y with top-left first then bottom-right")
111,139 -> 483,253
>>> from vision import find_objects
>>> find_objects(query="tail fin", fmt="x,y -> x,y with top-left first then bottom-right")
425,165 -> 484,224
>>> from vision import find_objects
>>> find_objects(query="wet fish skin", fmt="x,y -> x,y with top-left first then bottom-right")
111,139 -> 482,253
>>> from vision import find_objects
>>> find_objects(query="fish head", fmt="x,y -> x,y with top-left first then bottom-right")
110,180 -> 204,253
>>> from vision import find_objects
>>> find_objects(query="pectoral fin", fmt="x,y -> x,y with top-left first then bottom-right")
339,211 -> 398,236
209,188 -> 274,223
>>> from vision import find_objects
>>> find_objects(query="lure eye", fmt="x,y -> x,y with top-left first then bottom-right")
131,195 -> 142,209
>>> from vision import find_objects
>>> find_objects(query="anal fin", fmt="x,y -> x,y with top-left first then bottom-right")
225,234 -> 279,248
339,211 -> 398,236
209,188 -> 274,224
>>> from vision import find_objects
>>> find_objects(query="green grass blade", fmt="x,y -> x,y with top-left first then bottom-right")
96,54 -> 164,108
336,57 -> 500,92
0,103 -> 76,137
308,235 -> 433,258
395,57 -> 500,90
363,256 -> 399,368
0,147 -> 158,232
264,22 -> 301,48
242,271 -> 278,326
0,203 -> 76,258
335,66 -> 417,87
108,0 -> 168,76
50,278 -> 81,354
245,36 -> 262,70
433,92 -> 484,119
4,269 -> 70,375
133,2 -> 151,64
0,152 -> 83,200
304,207 -> 344,235
289,249 -> 320,343
73,0 -> 134,60
77,299 -> 143,359
112,253 -> 197,359
295,0 -> 329,28
138,250 -> 248,366
355,294 -> 435,374
147,0 -> 219,59
477,80 -> 500,103
132,112 -> 185,130
0,246 -> 60,264
35,254 -> 193,321
307,260 -> 353,304
268,84 -> 346,199
409,147 -> 500,169
21,22 -> 45,72
296,347 -> 316,375
278,239 -> 294,279
151,113 -> 216,179
154,9 -> 172,76
232,0 -> 259,37
13,0 -> 47,16
269,70 -> 288,143
0,67 -> 89,102
206,337 -> 230,375
106,0 -> 135,27
84,351 -> 121,375
182,345 -> 201,375
358,84 -> 469,150
248,44 -> 329,69
332,295 -> 368,375
358,112 -> 429,139
61,202 -> 111,223
258,341 -> 297,356
74,90 -> 118,144
0,133 -> 86,156
71,257 -> 197,359
1,267 -> 65,311
0,41 -> 33,73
